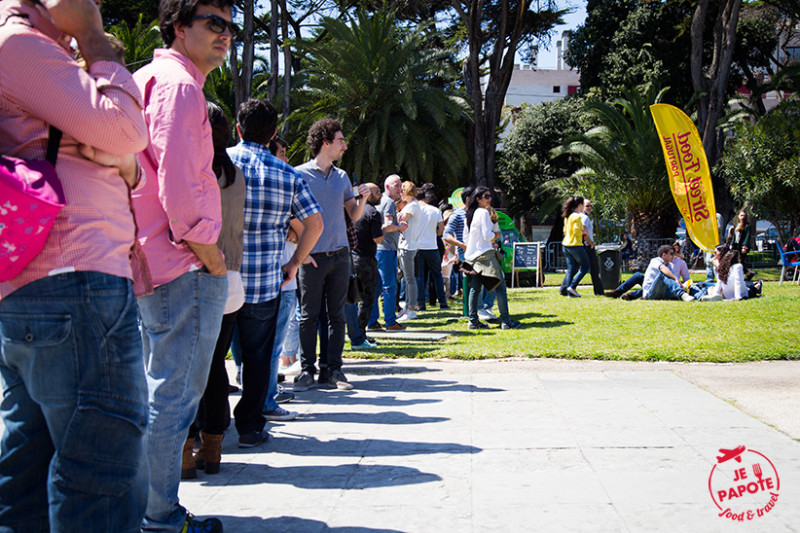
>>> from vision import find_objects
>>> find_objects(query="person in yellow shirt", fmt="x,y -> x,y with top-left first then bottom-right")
560,196 -> 590,298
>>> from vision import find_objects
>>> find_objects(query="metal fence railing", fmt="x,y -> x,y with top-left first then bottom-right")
545,238 -> 675,272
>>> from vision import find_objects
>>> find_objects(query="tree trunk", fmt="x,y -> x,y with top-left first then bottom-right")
231,0 -> 255,113
268,0 -> 279,101
690,0 -> 740,235
280,0 -> 292,135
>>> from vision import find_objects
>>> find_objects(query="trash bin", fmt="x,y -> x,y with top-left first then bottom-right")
596,244 -> 622,290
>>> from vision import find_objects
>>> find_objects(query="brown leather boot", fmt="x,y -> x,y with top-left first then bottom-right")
194,432 -> 224,474
181,437 -> 197,480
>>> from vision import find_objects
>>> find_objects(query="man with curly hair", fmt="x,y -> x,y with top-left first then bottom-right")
294,119 -> 370,391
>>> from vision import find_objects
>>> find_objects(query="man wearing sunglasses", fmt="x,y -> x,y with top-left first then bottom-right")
131,1 -> 236,532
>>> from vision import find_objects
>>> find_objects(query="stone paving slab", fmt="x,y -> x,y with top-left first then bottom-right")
176,360 -> 800,532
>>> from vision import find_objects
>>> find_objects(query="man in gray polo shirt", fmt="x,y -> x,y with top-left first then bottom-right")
367,174 -> 407,331
294,118 -> 369,391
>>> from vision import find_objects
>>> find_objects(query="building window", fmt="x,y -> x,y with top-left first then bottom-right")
553,85 -> 561,93
787,47 -> 800,63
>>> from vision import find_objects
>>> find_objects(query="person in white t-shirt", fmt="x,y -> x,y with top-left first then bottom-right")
464,186 -> 521,330
641,245 -> 695,301
415,191 -> 449,310
397,181 -> 423,320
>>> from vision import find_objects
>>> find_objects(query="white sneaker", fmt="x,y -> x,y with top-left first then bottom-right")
681,292 -> 697,302
478,309 -> 497,321
279,360 -> 302,376
397,310 -> 417,322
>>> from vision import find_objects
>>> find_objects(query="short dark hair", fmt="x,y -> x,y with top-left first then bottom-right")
307,118 -> 342,157
237,99 -> 277,145
425,191 -> 437,205
159,0 -> 235,48
269,136 -> 288,156
658,244 -> 674,257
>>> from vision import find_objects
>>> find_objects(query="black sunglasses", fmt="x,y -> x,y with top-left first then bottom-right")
480,193 -> 492,199
191,14 -> 239,37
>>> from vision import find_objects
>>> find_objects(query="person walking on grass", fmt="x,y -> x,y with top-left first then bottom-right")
560,196 -> 590,298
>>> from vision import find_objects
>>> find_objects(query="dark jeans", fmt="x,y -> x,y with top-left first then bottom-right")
353,254 -> 378,332
192,310 -> 239,436
298,251 -> 350,374
234,296 -> 280,435
585,246 -> 604,295
416,248 -> 447,308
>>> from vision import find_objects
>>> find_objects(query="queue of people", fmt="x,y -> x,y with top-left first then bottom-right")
0,1 -> 520,531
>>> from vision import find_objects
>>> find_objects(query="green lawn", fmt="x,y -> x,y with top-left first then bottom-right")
350,279 -> 799,363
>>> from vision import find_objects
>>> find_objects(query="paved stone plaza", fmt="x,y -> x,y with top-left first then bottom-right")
177,359 -> 800,532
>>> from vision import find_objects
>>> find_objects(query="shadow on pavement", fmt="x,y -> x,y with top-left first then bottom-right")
194,463 -> 444,489
351,376 -> 504,394
219,515 -> 404,533
239,436 -> 480,458
297,411 -> 448,425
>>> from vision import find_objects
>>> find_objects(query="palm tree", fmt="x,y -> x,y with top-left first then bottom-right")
108,14 -> 162,74
553,85 -> 678,264
293,8 -> 471,190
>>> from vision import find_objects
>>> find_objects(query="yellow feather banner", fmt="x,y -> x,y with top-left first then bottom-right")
650,104 -> 718,252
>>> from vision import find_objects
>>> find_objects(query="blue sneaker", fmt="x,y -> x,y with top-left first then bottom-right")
351,341 -> 376,350
182,513 -> 223,533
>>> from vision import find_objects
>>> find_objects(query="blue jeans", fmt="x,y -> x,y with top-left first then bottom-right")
138,270 -> 227,532
468,275 -> 510,325
645,273 -> 686,300
0,273 -> 149,533
615,272 -> 644,299
264,290 -> 296,412
281,298 -> 300,359
416,249 -> 448,308
562,245 -> 590,291
345,303 -> 367,345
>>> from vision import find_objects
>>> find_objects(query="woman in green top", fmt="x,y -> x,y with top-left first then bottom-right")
560,196 -> 590,298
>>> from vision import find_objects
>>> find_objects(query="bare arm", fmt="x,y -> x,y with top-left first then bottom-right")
186,241 -> 226,276
659,263 -> 679,282
444,234 -> 466,251
43,0 -> 125,67
345,184 -> 370,222
282,212 -> 323,286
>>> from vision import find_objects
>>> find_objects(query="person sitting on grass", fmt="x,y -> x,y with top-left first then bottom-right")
671,241 -> 691,283
697,250 -> 762,301
605,244 -> 695,301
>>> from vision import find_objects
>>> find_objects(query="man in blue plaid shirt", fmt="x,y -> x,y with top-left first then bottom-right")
228,99 -> 322,448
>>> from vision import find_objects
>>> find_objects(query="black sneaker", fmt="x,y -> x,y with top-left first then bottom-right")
468,321 -> 488,330
238,429 -> 269,448
183,513 -> 223,533
293,371 -> 316,392
501,320 -> 521,330
274,384 -> 294,404
327,369 -> 354,390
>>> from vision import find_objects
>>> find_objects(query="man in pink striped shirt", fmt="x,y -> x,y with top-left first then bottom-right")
0,0 -> 149,531
131,1 -> 236,531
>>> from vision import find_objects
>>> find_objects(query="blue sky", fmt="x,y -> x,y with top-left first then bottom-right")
537,0 -> 587,69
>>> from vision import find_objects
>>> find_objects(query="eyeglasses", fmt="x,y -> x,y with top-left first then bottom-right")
191,14 -> 239,38
480,193 -> 492,199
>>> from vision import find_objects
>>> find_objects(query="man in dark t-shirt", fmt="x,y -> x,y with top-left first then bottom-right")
350,183 -> 384,341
